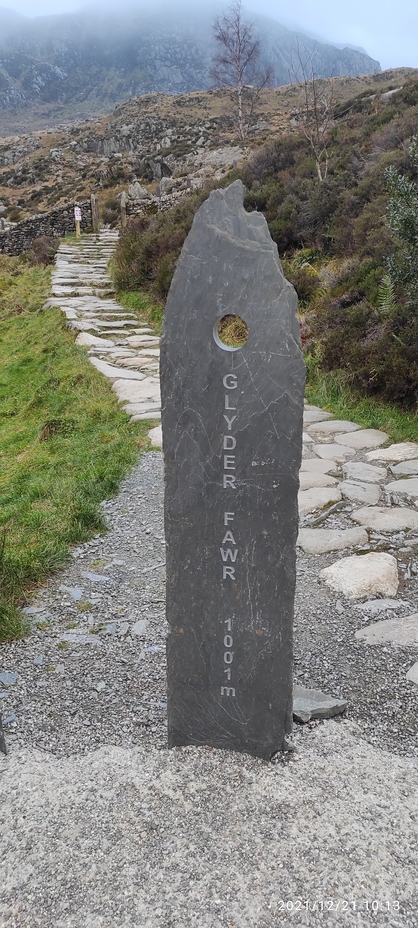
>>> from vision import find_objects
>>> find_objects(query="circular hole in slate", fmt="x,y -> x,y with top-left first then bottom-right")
214,315 -> 249,351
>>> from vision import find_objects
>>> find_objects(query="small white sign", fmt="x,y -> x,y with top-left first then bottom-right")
74,207 -> 82,222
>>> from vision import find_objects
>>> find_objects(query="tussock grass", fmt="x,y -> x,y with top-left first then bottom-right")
0,256 -> 148,641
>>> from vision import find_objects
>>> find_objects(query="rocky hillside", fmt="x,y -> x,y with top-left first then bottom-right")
0,4 -> 380,132
0,68 -> 415,226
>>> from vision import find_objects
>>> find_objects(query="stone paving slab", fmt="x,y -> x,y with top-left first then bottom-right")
297,527 -> 368,554
300,457 -> 338,474
307,418 -> 360,435
303,409 -> 334,423
342,461 -> 387,483
298,486 -> 342,517
90,358 -> 146,381
299,472 -> 338,490
115,380 -> 161,404
390,460 -> 418,476
355,613 -> 418,647
366,442 -> 418,462
131,412 -> 162,421
352,506 -> 418,532
335,428 -> 388,449
314,443 -> 356,461
338,479 -> 381,506
386,478 -> 418,499
76,332 -> 115,348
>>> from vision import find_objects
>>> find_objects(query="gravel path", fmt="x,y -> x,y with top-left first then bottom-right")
1,450 -> 418,928
1,238 -> 418,927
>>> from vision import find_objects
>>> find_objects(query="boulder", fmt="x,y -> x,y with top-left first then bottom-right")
128,181 -> 151,200
320,552 -> 399,600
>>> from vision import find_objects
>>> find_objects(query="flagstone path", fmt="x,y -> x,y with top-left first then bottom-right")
300,403 -> 418,687
45,229 -> 162,446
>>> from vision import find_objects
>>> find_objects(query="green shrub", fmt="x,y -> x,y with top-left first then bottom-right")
112,188 -> 212,298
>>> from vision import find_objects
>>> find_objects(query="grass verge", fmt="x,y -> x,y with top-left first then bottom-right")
0,256 -> 149,641
118,289 -> 164,333
306,357 -> 418,443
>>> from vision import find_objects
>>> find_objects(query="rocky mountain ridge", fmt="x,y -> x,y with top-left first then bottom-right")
0,4 -> 380,131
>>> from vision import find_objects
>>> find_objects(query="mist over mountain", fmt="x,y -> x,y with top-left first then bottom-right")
0,3 -> 380,124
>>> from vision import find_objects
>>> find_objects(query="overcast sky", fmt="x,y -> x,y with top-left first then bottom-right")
3,0 -> 418,71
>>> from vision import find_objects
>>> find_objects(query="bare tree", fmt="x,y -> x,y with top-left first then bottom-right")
290,41 -> 335,182
210,0 -> 273,140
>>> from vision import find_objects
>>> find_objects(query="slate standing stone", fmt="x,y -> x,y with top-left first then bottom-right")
161,180 -> 305,759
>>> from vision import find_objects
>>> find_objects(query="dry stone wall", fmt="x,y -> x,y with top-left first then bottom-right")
0,199 -> 93,255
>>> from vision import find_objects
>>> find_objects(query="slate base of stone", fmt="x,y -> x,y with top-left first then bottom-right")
0,716 -> 7,755
406,663 -> 418,686
293,685 -> 347,723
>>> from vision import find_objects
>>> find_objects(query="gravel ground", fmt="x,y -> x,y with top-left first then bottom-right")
1,450 -> 418,927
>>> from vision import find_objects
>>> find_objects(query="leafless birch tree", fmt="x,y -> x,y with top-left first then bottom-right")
290,41 -> 335,181
210,0 -> 273,140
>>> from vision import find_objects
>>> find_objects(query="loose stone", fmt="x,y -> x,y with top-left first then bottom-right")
0,672 -> 18,686
0,717 -> 7,755
131,620 -> 148,637
148,426 -> 162,448
293,685 -> 347,723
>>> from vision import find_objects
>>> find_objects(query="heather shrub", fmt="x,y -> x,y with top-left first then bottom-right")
112,188 -> 211,299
